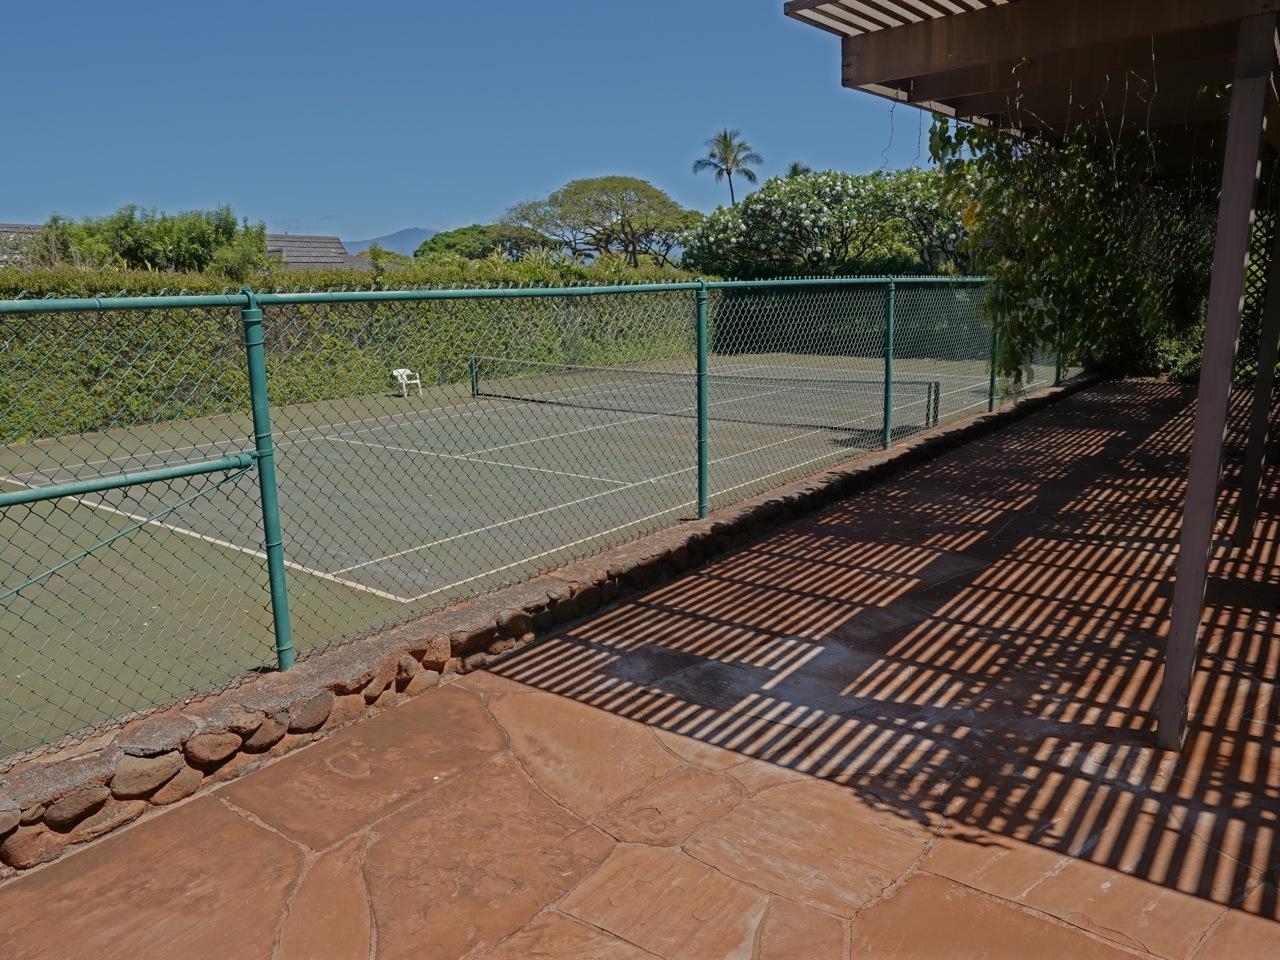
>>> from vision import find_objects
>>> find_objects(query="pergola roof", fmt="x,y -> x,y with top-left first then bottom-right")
786,0 -> 1014,40
784,0 -> 1280,150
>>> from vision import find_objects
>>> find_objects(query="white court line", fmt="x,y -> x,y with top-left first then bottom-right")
337,400 -> 890,576
321,436 -> 632,487
405,499 -> 696,602
0,474 -> 414,603
8,395 -> 514,481
23,360 -> 953,478
12,365 -> 980,604
458,378 -> 829,458
707,394 -> 991,504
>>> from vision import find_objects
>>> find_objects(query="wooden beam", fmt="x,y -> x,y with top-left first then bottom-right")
906,27 -> 1239,103
842,0 -> 1280,86
943,60 -> 1235,128
1234,225 -> 1280,546
1157,14 -> 1278,752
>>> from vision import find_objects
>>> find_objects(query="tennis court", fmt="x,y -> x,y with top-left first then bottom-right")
4,353 -> 988,608
4,278 -> 1066,754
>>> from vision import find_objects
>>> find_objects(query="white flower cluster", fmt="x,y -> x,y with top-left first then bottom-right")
682,169 -> 947,277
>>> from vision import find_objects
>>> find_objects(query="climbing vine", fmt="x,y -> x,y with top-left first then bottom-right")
930,118 -> 1218,378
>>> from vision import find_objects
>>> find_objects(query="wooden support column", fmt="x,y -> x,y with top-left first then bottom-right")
1158,15 -> 1278,750
1235,221 -> 1280,546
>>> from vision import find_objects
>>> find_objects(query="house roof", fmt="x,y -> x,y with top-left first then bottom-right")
266,234 -> 370,271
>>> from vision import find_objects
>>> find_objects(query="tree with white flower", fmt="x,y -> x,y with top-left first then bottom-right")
682,168 -> 964,279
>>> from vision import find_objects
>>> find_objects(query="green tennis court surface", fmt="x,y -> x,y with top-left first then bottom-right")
1,352 -> 1026,751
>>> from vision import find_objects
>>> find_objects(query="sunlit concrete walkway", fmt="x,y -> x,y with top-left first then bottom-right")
1,380 -> 1277,959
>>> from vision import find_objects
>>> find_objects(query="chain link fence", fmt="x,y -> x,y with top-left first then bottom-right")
2,277 -> 1073,758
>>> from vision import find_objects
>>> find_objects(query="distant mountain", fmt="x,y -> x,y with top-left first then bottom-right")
343,227 -> 435,257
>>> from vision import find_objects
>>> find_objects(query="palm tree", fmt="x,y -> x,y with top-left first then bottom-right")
693,129 -> 763,204
786,162 -> 813,178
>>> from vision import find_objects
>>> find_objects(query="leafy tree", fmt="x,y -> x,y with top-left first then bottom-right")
785,162 -> 813,178
929,118 -> 1215,377
693,129 -> 763,204
208,225 -> 275,281
24,205 -> 271,277
682,168 -> 961,279
414,223 -> 546,260
503,176 -> 699,267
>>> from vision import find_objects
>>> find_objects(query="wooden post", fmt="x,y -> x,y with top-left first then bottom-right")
1158,14 -> 1277,750
1234,221 -> 1280,547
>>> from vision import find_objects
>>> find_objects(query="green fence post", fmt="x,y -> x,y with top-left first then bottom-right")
882,280 -> 895,449
696,284 -> 710,519
241,287 -> 295,671
988,320 -> 1001,413
469,356 -> 480,397
1054,332 -> 1064,387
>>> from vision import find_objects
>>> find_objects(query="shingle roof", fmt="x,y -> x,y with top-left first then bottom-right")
266,233 -> 370,271
0,223 -> 40,266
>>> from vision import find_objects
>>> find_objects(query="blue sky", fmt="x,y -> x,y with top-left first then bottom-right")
6,1 -> 931,239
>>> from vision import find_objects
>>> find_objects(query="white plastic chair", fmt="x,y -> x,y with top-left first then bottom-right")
392,367 -> 422,398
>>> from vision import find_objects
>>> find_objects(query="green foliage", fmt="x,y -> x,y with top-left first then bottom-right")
693,129 -> 763,204
929,118 -> 1216,377
682,168 -> 963,279
0,265 -> 701,445
1,248 -> 697,302
414,224 -> 546,260
503,176 -> 700,268
359,242 -> 414,284
23,205 -> 273,279
785,162 -> 813,179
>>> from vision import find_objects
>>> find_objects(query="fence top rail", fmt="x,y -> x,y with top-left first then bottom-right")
0,275 -> 988,314
0,293 -> 250,315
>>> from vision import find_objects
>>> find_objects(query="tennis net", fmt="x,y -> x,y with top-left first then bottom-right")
469,356 -> 941,433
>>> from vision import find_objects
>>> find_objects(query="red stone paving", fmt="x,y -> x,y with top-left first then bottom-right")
1,380 -> 1278,959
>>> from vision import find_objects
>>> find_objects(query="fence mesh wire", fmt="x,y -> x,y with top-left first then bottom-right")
1,304 -> 273,757
1,278 -> 1055,758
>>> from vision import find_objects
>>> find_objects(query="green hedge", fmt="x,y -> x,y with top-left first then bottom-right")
1,263 -> 703,447
0,256 -> 698,300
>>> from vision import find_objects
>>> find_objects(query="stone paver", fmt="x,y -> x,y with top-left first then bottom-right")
560,845 -> 770,959
0,798 -> 301,959
1020,856 -> 1227,959
364,755 -> 612,960
850,874 -> 1140,959
1,382 -> 1277,959
278,836 -> 371,960
476,913 -> 657,959
485,690 -> 681,818
220,684 -> 504,849
686,777 -> 934,915
1196,906 -> 1280,960
595,766 -> 743,845
757,898 -> 846,959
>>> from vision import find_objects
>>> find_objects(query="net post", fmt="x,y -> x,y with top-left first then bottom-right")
882,280 -> 895,449
988,319 -> 1001,413
1054,330 -> 1064,386
696,283 -> 711,519
931,381 -> 941,427
240,287 -> 295,672
469,356 -> 479,397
